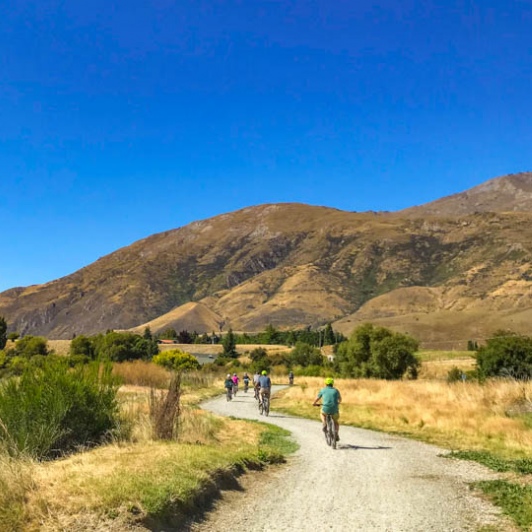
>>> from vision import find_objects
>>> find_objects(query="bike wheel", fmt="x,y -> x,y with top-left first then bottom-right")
328,416 -> 336,449
258,400 -> 264,415
264,397 -> 269,416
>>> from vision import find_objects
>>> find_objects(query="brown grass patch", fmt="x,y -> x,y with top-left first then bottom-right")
278,376 -> 532,457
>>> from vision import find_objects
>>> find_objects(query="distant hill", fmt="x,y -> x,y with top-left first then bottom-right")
2,171 -> 532,348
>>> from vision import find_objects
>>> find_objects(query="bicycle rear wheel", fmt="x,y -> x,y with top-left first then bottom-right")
258,400 -> 264,415
264,397 -> 270,416
328,416 -> 336,449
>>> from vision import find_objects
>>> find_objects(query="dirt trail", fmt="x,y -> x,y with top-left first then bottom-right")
189,386 -> 513,532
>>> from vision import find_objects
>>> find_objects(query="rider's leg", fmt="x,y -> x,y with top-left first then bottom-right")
320,412 -> 327,431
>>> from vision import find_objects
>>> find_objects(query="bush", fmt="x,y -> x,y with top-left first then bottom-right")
0,359 -> 120,459
476,331 -> 532,379
334,323 -> 420,379
13,336 -> 48,358
93,331 -> 159,362
288,342 -> 323,367
447,366 -> 465,383
152,350 -> 201,372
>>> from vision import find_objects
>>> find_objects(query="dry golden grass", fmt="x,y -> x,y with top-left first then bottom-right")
418,358 -> 476,380
46,340 -> 71,356
113,360 -> 173,388
278,376 -> 532,457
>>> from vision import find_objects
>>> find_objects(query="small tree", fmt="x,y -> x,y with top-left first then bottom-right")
476,330 -> 532,379
143,327 -> 153,340
222,328 -> 238,358
0,316 -> 7,350
335,323 -> 419,379
152,350 -> 201,371
13,336 -> 48,358
70,335 -> 96,359
289,342 -> 323,367
7,332 -> 20,342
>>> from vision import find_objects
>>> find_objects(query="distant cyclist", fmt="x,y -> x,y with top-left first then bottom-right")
313,377 -> 342,441
258,370 -> 271,406
232,373 -> 239,395
288,371 -> 294,385
253,371 -> 261,399
243,372 -> 250,392
224,374 -> 234,401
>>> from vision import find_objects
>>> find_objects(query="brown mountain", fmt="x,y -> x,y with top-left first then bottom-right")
2,172 -> 532,348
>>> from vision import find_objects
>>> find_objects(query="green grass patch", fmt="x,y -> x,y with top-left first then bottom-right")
449,450 -> 532,474
416,350 -> 473,361
476,480 -> 532,530
258,423 -> 299,462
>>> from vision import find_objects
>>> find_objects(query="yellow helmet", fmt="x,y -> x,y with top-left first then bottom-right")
325,377 -> 334,386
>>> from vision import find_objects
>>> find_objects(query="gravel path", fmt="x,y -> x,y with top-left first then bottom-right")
189,386 -> 514,532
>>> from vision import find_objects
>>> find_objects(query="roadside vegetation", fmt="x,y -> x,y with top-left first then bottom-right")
3,317 -> 532,529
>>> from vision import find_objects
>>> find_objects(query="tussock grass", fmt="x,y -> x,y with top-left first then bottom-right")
277,376 -> 532,457
3,406 -> 292,530
113,360 -> 172,388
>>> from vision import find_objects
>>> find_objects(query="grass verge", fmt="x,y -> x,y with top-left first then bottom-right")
476,480 -> 532,530
1,412 -> 296,531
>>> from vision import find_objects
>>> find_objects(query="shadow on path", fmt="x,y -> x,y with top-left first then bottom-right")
338,444 -> 392,451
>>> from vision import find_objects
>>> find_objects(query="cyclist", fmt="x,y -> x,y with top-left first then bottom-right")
288,370 -> 294,385
224,374 -> 234,401
258,370 -> 271,406
243,372 -> 250,392
232,373 -> 239,395
253,371 -> 261,399
313,377 -> 342,441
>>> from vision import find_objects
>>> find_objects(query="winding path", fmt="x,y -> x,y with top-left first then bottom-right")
190,386 -> 512,532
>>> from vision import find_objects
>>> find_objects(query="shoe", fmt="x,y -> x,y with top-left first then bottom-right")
322,426 -> 327,433
335,434 -> 340,442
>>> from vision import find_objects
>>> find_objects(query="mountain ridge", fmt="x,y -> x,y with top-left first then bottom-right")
3,172 -> 532,346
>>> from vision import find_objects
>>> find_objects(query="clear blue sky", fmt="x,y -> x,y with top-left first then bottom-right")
1,0 -> 531,292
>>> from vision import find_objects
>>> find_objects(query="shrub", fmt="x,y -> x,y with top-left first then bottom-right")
93,331 -> 159,362
334,323 -> 420,379
476,331 -> 532,379
447,366 -> 465,383
288,342 -> 323,367
13,336 -> 48,358
0,358 -> 120,459
152,350 -> 201,372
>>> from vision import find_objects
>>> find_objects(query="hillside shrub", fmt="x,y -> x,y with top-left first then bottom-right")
92,331 -> 159,362
334,323 -> 420,379
0,359 -> 120,459
288,342 -> 323,367
152,350 -> 201,372
476,331 -> 532,379
70,335 -> 96,359
13,336 -> 48,358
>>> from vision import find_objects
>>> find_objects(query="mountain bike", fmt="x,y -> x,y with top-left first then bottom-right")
258,391 -> 270,416
254,385 -> 260,401
314,405 -> 337,449
226,387 -> 232,401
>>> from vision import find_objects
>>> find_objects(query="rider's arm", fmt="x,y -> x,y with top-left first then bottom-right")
312,391 -> 322,406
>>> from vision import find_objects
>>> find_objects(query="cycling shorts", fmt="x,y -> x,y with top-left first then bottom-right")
321,412 -> 339,422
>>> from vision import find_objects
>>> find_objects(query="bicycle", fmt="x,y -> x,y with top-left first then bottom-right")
314,405 -> 337,449
254,385 -> 260,401
226,387 -> 233,401
258,391 -> 270,416
243,379 -> 249,393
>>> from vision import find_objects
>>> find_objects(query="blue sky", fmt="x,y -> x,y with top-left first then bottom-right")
1,0 -> 531,292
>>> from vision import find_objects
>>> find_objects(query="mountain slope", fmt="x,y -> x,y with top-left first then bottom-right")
2,173 -> 532,345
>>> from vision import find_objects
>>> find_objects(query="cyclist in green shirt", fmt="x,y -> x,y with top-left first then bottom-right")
313,377 -> 342,441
